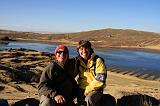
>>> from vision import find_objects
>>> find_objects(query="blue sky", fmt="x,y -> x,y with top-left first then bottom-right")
0,0 -> 160,33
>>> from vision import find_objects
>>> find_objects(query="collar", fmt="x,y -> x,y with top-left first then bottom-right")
56,60 -> 64,69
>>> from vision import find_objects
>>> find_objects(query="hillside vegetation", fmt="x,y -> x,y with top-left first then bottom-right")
1,28 -> 160,49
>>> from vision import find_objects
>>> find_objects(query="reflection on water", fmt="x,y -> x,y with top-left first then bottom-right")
0,42 -> 160,78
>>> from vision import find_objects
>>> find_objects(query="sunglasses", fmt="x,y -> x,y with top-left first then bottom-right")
56,51 -> 67,54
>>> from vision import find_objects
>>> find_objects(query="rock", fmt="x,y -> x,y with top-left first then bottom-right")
0,99 -> 9,106
12,98 -> 39,106
117,94 -> 160,106
0,85 -> 5,91
100,94 -> 116,106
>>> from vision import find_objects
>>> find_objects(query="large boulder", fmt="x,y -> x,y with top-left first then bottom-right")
117,94 -> 160,106
0,99 -> 9,106
100,94 -> 116,106
12,98 -> 39,106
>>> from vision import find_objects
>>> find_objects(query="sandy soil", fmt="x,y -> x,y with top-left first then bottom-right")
0,71 -> 160,105
105,71 -> 160,100
0,82 -> 39,104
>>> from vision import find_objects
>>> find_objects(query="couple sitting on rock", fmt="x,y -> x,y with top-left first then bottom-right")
38,40 -> 107,106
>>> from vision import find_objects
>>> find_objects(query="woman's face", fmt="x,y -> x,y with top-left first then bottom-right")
55,48 -> 68,65
78,46 -> 90,60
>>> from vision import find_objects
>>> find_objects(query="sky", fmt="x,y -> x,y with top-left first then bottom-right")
0,0 -> 160,33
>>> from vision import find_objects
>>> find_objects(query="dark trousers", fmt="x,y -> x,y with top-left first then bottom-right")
77,89 -> 103,106
39,95 -> 75,106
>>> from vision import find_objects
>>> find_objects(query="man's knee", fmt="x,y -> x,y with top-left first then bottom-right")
85,91 -> 102,103
39,95 -> 55,106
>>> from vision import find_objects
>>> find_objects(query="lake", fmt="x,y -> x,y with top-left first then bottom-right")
0,42 -> 160,79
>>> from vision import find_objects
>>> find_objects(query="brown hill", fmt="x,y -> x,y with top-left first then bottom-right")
1,28 -> 160,49
0,30 -> 65,41
66,29 -> 160,48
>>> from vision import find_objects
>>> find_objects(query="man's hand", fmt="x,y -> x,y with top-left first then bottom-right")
54,95 -> 66,104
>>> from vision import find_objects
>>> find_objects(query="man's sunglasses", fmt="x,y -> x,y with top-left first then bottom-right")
56,51 -> 67,54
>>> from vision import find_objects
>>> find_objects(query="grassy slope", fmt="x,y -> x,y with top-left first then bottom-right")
1,28 -> 160,49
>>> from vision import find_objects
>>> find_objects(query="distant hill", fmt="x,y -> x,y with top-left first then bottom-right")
1,28 -> 160,49
66,29 -> 160,48
0,29 -> 65,40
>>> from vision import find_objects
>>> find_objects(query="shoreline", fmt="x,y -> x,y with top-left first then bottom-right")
9,38 -> 160,52
2,40 -> 160,81
0,47 -> 159,82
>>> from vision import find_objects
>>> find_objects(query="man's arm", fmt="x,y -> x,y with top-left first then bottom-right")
38,63 -> 57,99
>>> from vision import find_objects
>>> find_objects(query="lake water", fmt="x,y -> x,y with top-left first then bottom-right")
0,42 -> 160,79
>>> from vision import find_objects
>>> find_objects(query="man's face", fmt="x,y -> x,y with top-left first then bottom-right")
78,46 -> 90,60
55,48 -> 68,65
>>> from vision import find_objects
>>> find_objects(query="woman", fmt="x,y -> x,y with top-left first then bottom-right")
76,40 -> 107,106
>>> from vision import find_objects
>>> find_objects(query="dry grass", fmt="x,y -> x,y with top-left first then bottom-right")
1,28 -> 160,51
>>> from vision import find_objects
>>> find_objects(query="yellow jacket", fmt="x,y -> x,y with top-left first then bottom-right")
77,54 -> 107,94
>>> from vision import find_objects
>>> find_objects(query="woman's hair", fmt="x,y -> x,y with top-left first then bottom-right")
77,40 -> 94,54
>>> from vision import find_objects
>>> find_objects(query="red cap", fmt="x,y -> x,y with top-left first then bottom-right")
55,45 -> 69,55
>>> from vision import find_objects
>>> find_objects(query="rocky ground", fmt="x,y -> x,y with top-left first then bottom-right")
0,48 -> 51,104
0,48 -> 160,105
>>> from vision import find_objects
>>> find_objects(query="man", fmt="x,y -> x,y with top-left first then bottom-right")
76,40 -> 107,106
38,45 -> 78,106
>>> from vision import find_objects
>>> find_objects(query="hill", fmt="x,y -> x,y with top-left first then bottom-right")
66,29 -> 160,49
1,28 -> 160,50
